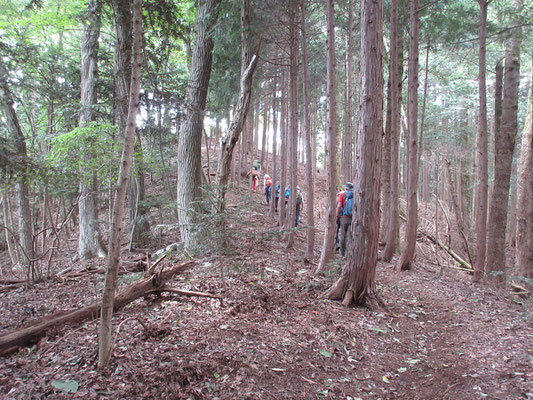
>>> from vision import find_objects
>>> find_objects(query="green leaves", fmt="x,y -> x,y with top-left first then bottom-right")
47,121 -> 120,189
51,379 -> 79,394
319,349 -> 333,358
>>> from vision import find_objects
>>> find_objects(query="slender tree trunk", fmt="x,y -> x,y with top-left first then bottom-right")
506,157 -> 518,246
417,42 -> 430,170
269,76 -> 278,216
382,0 -> 403,262
514,56 -> 532,286
301,2 -> 315,261
286,0 -> 299,248
79,0 -> 106,259
112,0 -> 148,247
215,53 -> 259,210
445,159 -> 472,263
328,0 -> 383,307
485,9 -> 522,286
279,70 -> 288,227
176,0 -> 221,249
260,102 -> 268,171
0,61 -> 34,275
380,74 -> 392,244
397,0 -> 419,271
2,191 -> 19,268
342,0 -> 354,184
316,0 -> 339,274
98,0 -> 142,368
214,0 -> 258,204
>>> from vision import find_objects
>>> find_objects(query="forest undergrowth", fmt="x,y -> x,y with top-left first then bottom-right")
0,169 -> 532,400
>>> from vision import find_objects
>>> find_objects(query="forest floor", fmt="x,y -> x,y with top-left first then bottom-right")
1,170 -> 533,399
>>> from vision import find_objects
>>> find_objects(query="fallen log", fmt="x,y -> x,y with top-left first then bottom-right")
420,231 -> 473,271
0,260 -> 195,356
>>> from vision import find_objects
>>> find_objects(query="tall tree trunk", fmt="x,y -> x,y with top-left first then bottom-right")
112,0 -> 148,246
215,52 -> 259,211
286,0 -> 299,248
342,0 -> 355,184
514,56 -> 532,287
79,0 -> 106,259
316,0 -> 339,274
382,0 -> 404,262
176,0 -> 221,249
485,9 -> 522,286
279,70 -> 288,227
380,73 -> 392,244
269,76 -> 278,216
112,0 -> 132,133
260,102 -> 268,171
214,0 -> 257,210
301,2 -> 315,261
328,0 -> 383,307
98,0 -> 142,368
397,0 -> 419,271
506,157 -> 518,246
0,61 -> 34,276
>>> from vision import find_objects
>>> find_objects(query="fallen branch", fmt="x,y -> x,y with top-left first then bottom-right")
0,283 -> 24,293
0,260 -> 195,356
420,231 -> 473,271
151,285 -> 223,304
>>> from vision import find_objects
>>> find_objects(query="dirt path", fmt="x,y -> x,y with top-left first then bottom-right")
1,191 -> 532,399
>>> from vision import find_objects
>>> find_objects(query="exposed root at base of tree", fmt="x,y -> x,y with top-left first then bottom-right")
328,285 -> 386,312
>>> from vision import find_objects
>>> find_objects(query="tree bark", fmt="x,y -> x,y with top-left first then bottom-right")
382,0 -> 404,262
342,0 -> 355,184
485,8 -> 522,286
79,0 -> 106,259
0,61 -> 34,275
260,102 -> 268,171
514,57 -> 532,288
380,73 -> 392,244
301,2 -> 315,261
397,0 -> 419,271
328,0 -> 383,307
176,0 -> 221,249
286,0 -> 299,248
279,70 -> 288,227
269,76 -> 278,216
316,0 -> 339,274
98,0 -> 143,368
112,0 -> 132,133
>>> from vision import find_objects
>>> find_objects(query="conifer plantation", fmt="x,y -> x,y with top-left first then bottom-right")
0,0 -> 532,398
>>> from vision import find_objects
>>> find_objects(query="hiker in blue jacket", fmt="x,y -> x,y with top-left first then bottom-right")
336,182 -> 354,256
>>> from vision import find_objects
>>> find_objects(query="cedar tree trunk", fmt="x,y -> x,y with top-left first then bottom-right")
328,0 -> 383,307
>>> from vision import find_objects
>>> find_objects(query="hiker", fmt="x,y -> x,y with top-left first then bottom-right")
335,184 -> 346,250
264,174 -> 273,204
295,187 -> 304,226
285,185 -> 290,205
275,184 -> 281,211
336,182 -> 354,256
248,167 -> 260,192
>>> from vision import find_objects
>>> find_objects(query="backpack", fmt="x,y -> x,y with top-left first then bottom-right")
285,187 -> 290,198
342,190 -> 354,217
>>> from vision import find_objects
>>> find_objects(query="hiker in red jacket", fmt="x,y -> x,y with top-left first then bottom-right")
336,182 -> 354,256
248,167 -> 260,192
